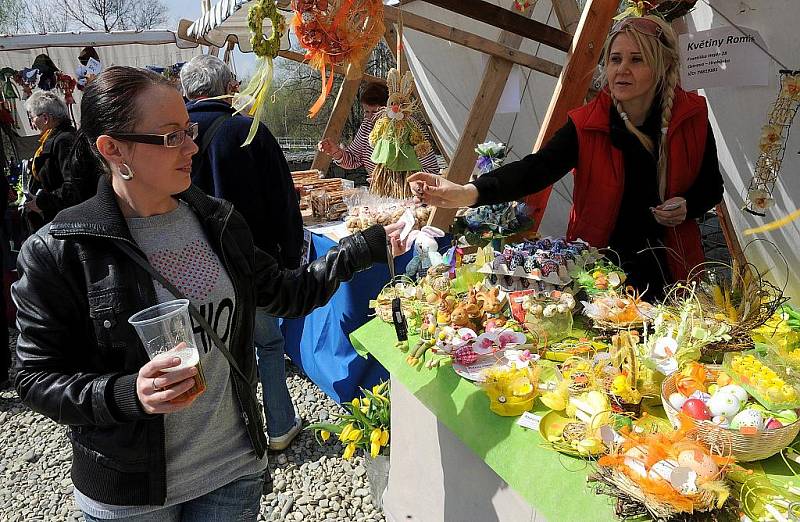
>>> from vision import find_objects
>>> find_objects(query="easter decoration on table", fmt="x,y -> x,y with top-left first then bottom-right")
453,141 -> 533,247
690,262 -> 787,358
520,290 -> 575,343
291,0 -> 384,118
574,260 -> 627,297
403,225 -> 446,281
661,360 -> 800,462
480,362 -> 541,417
591,416 -> 736,521
233,0 -> 286,145
582,286 -> 655,331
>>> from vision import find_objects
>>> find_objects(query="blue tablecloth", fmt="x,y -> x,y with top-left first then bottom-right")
281,231 -> 401,402
282,229 -> 450,402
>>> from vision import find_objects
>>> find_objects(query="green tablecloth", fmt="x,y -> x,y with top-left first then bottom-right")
351,318 -> 797,521
351,318 -> 618,520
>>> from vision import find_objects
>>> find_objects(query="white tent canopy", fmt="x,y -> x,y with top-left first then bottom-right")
0,30 -> 201,137
181,0 -> 291,53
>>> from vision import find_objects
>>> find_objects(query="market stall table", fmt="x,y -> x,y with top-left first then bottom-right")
282,224 -> 449,403
351,318 -> 798,522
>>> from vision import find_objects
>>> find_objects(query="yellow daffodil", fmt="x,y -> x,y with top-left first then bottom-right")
320,430 -> 330,442
380,429 -> 389,446
372,381 -> 387,395
343,442 -> 356,460
370,441 -> 381,458
370,428 -> 382,444
360,398 -> 371,413
338,423 -> 354,442
351,398 -> 361,410
346,428 -> 363,443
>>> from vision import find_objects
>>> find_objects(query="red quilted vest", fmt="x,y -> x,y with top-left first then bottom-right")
566,88 -> 709,283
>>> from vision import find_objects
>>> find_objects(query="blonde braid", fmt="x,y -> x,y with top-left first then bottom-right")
656,65 -> 680,201
611,95 -> 654,154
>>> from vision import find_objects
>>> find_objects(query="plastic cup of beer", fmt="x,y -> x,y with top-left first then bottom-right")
128,299 -> 207,402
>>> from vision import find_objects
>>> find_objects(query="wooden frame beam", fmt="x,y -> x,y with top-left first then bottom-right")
522,0 -> 618,228
428,4 -> 536,230
552,0 -> 582,35
310,62 -> 365,173
419,0 -> 572,52
384,6 -> 561,77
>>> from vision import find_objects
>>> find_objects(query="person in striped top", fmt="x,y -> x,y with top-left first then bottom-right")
318,82 -> 440,174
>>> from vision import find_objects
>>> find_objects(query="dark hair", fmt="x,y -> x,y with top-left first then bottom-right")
72,66 -> 173,178
78,46 -> 99,66
31,54 -> 58,90
360,82 -> 389,106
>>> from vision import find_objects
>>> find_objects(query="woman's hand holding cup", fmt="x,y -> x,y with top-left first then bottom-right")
136,343 -> 200,414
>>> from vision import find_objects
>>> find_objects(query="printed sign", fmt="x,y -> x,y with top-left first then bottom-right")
679,26 -> 769,91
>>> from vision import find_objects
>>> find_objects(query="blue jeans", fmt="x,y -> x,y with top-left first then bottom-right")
254,310 -> 296,437
82,471 -> 264,521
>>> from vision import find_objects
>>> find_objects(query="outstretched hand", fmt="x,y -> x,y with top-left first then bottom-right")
407,172 -> 479,208
384,222 -> 408,258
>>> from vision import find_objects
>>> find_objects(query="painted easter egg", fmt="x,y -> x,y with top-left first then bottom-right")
668,392 -> 687,411
677,449 -> 718,480
730,409 -> 765,432
681,399 -> 712,421
707,392 -> 741,419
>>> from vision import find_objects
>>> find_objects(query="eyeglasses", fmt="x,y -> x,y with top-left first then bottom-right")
108,122 -> 199,148
611,17 -> 663,39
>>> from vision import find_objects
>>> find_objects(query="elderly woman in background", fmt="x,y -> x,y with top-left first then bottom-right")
24,90 -> 79,231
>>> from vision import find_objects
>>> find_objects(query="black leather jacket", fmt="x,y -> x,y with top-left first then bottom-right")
12,177 -> 387,506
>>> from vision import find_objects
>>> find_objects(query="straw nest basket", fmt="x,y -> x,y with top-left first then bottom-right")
661,371 -> 800,462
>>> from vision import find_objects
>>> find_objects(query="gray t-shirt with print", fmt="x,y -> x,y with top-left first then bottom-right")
75,202 -> 265,519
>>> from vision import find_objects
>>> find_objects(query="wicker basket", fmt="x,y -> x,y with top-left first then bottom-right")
661,372 -> 800,461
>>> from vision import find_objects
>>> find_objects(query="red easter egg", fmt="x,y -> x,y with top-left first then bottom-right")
766,418 -> 783,430
681,399 -> 712,421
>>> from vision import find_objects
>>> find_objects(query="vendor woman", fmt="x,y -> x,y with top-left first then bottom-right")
408,16 -> 723,298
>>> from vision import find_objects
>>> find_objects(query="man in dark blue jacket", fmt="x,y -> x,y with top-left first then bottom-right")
181,55 -> 304,450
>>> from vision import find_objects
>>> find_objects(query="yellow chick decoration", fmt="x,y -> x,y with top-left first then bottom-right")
540,379 -> 570,411
480,364 -> 541,416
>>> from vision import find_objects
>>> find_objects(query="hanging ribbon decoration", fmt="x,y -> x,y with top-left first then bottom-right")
55,71 -> 77,125
0,68 -> 20,129
292,0 -> 384,118
742,71 -> 800,233
233,0 -> 285,146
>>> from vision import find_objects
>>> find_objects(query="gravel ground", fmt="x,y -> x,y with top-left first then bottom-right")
0,331 -> 386,522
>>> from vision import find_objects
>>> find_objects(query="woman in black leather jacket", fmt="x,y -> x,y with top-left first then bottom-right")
12,66 -> 403,521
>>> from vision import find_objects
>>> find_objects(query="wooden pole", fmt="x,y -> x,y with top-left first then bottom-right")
384,6 -> 561,77
715,200 -> 749,275
551,0 -> 581,35
310,62 -> 365,174
522,0 -> 617,229
427,4 -> 536,230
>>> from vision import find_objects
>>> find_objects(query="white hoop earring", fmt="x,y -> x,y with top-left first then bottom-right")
119,163 -> 134,181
